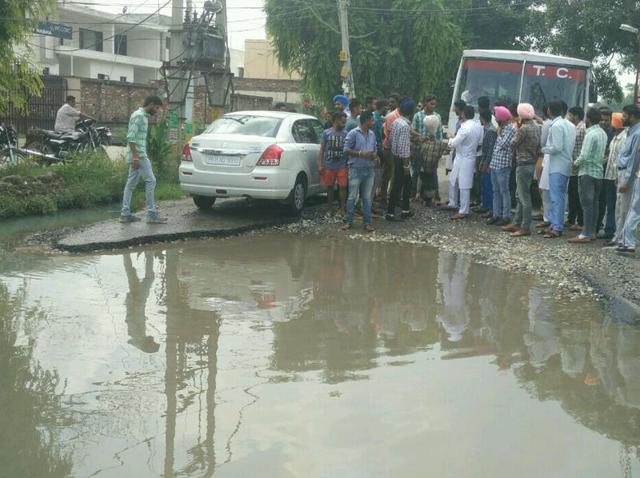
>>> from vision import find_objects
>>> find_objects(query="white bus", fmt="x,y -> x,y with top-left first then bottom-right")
448,49 -> 594,132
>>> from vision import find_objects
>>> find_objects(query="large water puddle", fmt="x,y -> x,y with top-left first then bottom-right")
1,234 -> 639,477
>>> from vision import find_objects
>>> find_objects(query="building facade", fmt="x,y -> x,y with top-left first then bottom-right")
21,2 -> 245,85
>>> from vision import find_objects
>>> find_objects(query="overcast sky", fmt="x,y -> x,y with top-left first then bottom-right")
75,0 -> 267,50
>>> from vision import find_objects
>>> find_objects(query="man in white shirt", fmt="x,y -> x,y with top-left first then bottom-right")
447,105 -> 484,219
54,95 -> 93,133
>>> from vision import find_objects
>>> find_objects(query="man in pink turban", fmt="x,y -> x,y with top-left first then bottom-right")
502,103 -> 541,237
487,106 -> 517,226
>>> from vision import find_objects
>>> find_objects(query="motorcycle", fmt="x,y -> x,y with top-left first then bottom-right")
0,123 -> 25,166
26,119 -> 111,164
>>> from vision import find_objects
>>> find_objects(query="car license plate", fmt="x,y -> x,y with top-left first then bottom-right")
204,155 -> 242,167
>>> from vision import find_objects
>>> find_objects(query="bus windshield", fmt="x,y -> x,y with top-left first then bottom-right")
520,64 -> 587,115
457,58 -> 588,115
457,59 -> 522,108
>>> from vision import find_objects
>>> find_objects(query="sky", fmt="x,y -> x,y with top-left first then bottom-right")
68,0 -> 268,50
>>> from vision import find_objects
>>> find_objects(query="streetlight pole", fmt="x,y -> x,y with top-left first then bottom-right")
620,24 -> 640,107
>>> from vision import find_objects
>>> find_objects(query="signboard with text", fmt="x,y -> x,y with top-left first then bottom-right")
34,22 -> 73,40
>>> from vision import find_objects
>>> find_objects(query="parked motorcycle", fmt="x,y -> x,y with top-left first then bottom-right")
25,119 -> 111,164
0,123 -> 26,166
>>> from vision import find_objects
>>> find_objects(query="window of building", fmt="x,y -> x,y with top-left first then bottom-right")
120,76 -> 127,83
237,67 -> 245,79
97,73 -> 109,80
80,28 -> 103,52
114,33 -> 127,56
165,37 -> 171,50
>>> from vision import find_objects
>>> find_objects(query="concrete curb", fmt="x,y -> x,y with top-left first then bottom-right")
55,217 -> 297,253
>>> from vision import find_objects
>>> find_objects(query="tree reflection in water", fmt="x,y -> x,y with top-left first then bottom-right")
0,282 -> 72,477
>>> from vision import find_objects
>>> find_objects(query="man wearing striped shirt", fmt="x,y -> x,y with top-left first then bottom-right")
569,108 -> 607,243
386,98 -> 416,221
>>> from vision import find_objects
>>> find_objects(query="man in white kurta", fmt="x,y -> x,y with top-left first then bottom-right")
447,105 -> 484,219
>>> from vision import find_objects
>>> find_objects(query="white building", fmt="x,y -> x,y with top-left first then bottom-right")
22,1 -> 245,84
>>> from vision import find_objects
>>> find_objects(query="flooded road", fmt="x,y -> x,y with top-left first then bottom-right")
1,234 -> 640,477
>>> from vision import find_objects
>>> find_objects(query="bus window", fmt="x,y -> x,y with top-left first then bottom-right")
457,59 -> 522,108
521,64 -> 587,115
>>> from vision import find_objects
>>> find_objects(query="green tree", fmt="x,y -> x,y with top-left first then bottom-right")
266,0 -> 463,105
527,0 -> 640,101
0,0 -> 55,113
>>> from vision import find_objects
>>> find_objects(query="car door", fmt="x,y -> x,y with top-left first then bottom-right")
291,119 -> 323,194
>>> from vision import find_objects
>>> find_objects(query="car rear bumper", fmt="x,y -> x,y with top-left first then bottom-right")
179,164 -> 294,200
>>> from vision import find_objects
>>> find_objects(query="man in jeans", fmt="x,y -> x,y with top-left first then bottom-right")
386,98 -> 416,221
343,110 -> 377,232
568,107 -> 607,244
478,110 -> 496,218
503,103 -> 540,237
541,101 -> 577,238
615,105 -> 640,254
487,106 -> 516,226
121,96 -> 167,224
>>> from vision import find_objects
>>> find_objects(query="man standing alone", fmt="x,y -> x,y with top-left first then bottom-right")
120,96 -> 167,224
541,101 -> 576,238
448,105 -> 484,220
568,107 -> 607,244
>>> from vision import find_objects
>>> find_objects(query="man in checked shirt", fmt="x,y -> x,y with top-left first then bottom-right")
386,98 -> 416,221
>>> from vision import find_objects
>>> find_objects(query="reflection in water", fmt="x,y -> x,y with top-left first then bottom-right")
2,235 -> 640,476
0,282 -> 71,477
124,253 -> 160,353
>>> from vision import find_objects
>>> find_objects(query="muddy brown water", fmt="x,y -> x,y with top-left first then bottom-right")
1,233 -> 639,477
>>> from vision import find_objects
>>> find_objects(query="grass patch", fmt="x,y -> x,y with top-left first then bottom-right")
0,150 -> 184,219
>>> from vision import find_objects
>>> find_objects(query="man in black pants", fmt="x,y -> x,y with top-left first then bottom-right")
386,98 -> 416,221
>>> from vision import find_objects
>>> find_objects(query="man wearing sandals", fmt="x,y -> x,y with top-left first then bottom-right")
540,101 -> 576,238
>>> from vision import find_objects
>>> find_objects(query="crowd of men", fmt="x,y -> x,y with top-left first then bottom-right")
314,92 -> 640,253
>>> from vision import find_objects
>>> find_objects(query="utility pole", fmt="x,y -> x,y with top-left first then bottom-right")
337,0 -> 355,98
167,0 -> 188,149
164,0 -> 230,150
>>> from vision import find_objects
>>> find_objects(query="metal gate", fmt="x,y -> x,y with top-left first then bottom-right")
1,75 -> 67,133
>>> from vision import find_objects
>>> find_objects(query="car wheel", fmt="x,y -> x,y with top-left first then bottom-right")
193,195 -> 216,210
288,174 -> 307,214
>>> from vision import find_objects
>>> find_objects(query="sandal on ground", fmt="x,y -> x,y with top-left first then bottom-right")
543,230 -> 562,239
341,223 -> 353,230
364,224 -> 375,233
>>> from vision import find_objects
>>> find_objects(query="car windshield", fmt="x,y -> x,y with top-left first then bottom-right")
520,64 -> 587,116
204,115 -> 282,137
457,59 -> 522,108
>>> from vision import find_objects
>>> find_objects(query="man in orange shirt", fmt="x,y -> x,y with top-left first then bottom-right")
380,94 -> 400,203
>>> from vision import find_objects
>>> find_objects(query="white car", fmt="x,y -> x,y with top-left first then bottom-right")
179,111 -> 326,213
